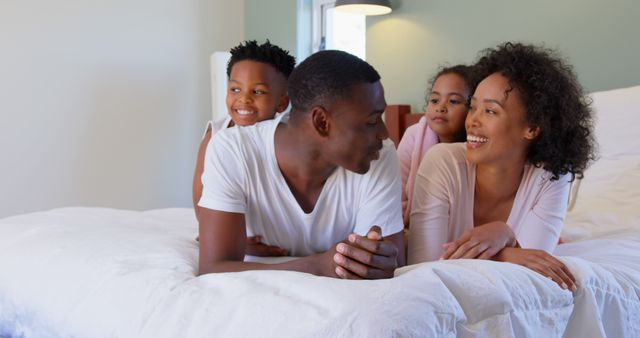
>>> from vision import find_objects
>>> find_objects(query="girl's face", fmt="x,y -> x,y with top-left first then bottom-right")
465,73 -> 539,166
425,73 -> 470,143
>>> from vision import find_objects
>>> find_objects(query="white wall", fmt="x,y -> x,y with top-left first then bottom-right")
0,0 -> 244,218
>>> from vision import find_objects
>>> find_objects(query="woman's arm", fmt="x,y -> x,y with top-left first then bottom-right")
515,174 -> 571,252
440,170 -> 572,259
440,221 -> 517,260
494,247 -> 577,291
407,145 -> 454,264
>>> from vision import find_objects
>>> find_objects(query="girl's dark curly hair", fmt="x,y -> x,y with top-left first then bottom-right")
473,42 -> 596,180
424,64 -> 481,110
226,40 -> 296,79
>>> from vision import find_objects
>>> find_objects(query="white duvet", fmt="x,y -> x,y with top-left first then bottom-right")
0,207 -> 638,338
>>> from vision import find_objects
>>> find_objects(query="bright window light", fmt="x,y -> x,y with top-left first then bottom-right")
312,0 -> 366,60
325,7 -> 366,60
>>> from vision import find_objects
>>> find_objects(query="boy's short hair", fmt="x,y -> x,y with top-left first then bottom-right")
226,40 -> 296,79
288,50 -> 381,112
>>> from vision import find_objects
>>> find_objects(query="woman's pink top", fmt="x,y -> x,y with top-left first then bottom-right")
407,143 -> 571,264
397,116 -> 440,225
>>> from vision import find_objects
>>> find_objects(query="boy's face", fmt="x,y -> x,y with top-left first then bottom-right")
324,81 -> 389,174
226,60 -> 289,126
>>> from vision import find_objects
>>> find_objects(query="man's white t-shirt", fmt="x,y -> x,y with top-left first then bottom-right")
199,113 -> 404,257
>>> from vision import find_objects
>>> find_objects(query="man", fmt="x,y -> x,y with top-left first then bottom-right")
198,50 -> 404,279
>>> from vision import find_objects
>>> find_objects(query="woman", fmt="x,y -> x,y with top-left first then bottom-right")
407,42 -> 596,291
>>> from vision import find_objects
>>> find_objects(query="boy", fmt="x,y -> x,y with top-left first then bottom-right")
192,40 -> 295,256
197,50 -> 405,279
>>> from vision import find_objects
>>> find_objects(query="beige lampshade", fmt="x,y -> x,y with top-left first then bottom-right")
334,0 -> 392,16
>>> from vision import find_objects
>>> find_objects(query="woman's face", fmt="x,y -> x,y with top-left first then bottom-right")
425,73 -> 470,143
465,73 -> 539,166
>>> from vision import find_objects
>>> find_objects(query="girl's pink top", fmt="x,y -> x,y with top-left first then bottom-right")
396,116 -> 440,225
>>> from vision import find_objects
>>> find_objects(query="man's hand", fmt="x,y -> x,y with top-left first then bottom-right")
441,221 -> 516,260
245,235 -> 288,257
332,226 -> 399,279
494,247 -> 578,291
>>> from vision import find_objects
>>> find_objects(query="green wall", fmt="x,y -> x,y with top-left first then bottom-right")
245,0 -> 640,112
368,0 -> 640,111
244,0 -> 306,62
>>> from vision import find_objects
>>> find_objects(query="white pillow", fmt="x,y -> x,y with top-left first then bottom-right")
564,85 -> 640,238
589,85 -> 640,160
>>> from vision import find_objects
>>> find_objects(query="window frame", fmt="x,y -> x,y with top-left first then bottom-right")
311,0 -> 336,53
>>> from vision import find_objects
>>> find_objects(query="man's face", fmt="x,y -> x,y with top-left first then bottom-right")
324,81 -> 389,174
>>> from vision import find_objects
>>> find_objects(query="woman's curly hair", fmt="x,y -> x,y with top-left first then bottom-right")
473,42 -> 596,180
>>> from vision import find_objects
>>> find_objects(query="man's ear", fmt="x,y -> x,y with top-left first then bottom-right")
277,95 -> 290,113
311,106 -> 330,137
524,125 -> 540,140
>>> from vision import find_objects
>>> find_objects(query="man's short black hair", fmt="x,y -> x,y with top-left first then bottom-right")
226,40 -> 296,79
287,50 -> 381,112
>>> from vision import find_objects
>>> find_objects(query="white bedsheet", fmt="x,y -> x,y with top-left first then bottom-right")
1,207 -> 638,337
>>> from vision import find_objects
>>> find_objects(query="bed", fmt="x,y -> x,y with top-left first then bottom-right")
385,104 -> 422,147
1,86 -> 639,337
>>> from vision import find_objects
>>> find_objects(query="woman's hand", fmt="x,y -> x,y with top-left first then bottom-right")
441,221 -> 516,260
245,235 -> 289,257
494,247 -> 578,291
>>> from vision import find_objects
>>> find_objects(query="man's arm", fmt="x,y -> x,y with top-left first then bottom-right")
198,207 -> 338,277
195,125 -> 287,257
388,230 -> 406,267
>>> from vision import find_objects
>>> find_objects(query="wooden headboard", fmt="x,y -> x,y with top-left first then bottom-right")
385,105 -> 424,146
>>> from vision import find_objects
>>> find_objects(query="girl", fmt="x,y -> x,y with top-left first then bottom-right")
397,65 -> 478,225
408,42 -> 596,291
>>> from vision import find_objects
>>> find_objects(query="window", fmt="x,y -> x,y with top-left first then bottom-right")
312,0 -> 366,60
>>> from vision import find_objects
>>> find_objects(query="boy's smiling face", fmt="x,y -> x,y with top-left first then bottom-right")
226,60 -> 289,126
